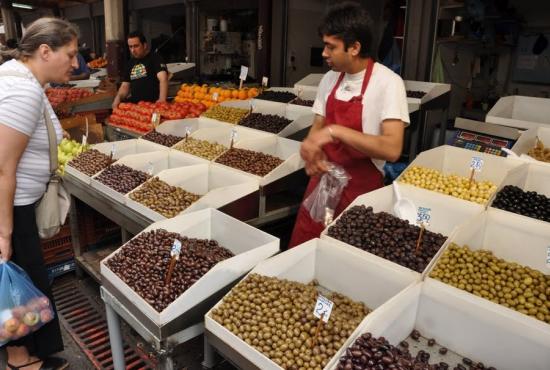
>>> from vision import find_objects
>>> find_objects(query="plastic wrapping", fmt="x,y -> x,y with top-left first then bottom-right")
303,163 -> 350,225
0,262 -> 55,346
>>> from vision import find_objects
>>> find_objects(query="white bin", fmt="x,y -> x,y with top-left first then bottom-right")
487,95 -> 550,130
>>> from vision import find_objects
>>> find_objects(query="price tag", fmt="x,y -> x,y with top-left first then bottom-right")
81,134 -> 87,147
147,161 -> 154,175
230,128 -> 238,148
546,246 -> 550,268
416,207 -> 431,226
297,88 -> 303,98
110,143 -> 116,157
171,239 -> 182,258
239,65 -> 249,81
186,127 -> 191,137
470,156 -> 484,172
212,92 -> 219,101
151,112 -> 161,127
261,76 -> 269,87
313,295 -> 333,323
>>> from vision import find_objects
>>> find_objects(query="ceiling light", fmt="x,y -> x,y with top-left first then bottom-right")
12,3 -> 34,10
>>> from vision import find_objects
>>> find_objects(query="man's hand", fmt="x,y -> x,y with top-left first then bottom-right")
0,235 -> 12,262
111,95 -> 121,110
301,137 -> 329,176
156,98 -> 166,103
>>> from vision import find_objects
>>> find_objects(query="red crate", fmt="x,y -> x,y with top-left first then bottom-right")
40,223 -> 73,266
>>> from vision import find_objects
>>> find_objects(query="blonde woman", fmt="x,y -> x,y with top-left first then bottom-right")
0,17 -> 80,370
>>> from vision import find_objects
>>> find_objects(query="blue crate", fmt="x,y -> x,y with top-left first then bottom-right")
47,259 -> 76,283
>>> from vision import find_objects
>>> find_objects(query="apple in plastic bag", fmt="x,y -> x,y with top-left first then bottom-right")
4,318 -> 20,333
28,297 -> 50,312
11,306 -> 27,320
22,311 -> 40,327
39,309 -> 53,324
15,323 -> 29,338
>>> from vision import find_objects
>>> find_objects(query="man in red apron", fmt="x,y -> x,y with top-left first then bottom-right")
289,2 -> 409,247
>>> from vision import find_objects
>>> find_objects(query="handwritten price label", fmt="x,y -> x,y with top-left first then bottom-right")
261,76 -> 269,87
470,156 -> 484,172
239,65 -> 249,81
171,239 -> 182,258
81,135 -> 87,147
110,143 -> 116,157
313,295 -> 333,323
416,207 -> 431,226
147,161 -> 154,175
212,92 -> 219,101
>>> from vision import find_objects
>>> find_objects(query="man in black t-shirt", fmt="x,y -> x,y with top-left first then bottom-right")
112,31 -> 168,109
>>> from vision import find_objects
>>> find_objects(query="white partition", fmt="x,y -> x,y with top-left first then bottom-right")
487,96 -> 550,130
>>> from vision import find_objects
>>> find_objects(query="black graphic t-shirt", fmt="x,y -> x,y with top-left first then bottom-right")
122,52 -> 167,103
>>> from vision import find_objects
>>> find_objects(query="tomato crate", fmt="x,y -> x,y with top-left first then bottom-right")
40,223 -> 74,266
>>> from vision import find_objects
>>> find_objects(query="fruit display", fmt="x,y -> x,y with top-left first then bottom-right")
46,87 -> 93,108
67,149 -> 113,176
327,205 -> 447,273
527,139 -> 550,163
105,229 -> 234,312
291,98 -> 315,107
215,148 -> 284,177
255,90 -> 297,103
57,138 -> 90,175
337,331 -> 498,370
210,273 -> 370,370
87,57 -> 107,68
399,166 -> 497,204
238,113 -> 293,134
201,105 -> 250,124
173,137 -> 228,160
0,297 -> 54,344
176,84 -> 259,106
430,243 -> 550,324
407,90 -> 427,99
141,130 -> 184,147
95,164 -> 151,194
129,177 -> 201,218
109,101 -> 208,133
491,185 -> 550,222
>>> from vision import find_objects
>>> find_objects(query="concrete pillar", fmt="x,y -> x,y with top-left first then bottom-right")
1,1 -> 17,41
184,0 -> 199,69
104,0 -> 125,79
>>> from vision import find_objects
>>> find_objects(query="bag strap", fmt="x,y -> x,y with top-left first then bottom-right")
0,70 -> 58,174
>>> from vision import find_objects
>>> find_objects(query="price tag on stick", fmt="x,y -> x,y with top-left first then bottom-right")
165,239 -> 182,285
151,112 -> 161,128
230,128 -> 237,149
312,295 -> 333,348
212,92 -> 219,102
261,76 -> 269,88
546,246 -> 550,269
185,127 -> 191,141
110,143 -> 116,161
469,156 -> 484,185
239,65 -> 248,89
81,134 -> 87,148
147,161 -> 154,176
415,207 -> 431,255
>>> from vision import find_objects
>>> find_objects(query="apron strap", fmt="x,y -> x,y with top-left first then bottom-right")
328,59 -> 375,101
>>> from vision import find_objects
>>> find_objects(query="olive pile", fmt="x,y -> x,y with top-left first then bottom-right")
210,273 -> 370,369
256,90 -> 297,103
173,137 -> 228,160
406,90 -> 427,99
327,206 -> 447,273
141,130 -> 184,147
215,148 -> 284,177
129,177 -> 201,218
527,139 -> 550,163
291,98 -> 314,107
106,229 -> 233,312
67,149 -> 113,176
430,243 -> 550,324
400,166 -> 497,204
491,185 -> 550,222
238,113 -> 292,134
202,105 -> 249,124
95,164 -> 150,194
337,330 -> 498,370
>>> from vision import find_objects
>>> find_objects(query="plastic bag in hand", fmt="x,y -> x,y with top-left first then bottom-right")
303,163 -> 351,226
0,262 -> 55,346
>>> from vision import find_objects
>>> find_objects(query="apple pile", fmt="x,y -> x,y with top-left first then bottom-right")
0,296 -> 54,344
46,87 -> 93,108
57,138 -> 90,175
108,101 -> 208,134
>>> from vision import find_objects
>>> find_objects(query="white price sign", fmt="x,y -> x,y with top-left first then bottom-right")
261,76 -> 269,87
239,65 -> 249,81
171,239 -> 182,258
81,134 -> 87,147
416,207 -> 431,226
470,156 -> 484,172
230,128 -> 238,141
546,246 -> 550,268
185,127 -> 191,137
151,112 -> 160,125
147,161 -> 154,175
313,295 -> 333,323
212,92 -> 219,101
110,143 -> 116,157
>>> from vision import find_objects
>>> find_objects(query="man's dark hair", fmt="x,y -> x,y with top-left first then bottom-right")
127,30 -> 146,44
318,2 -> 375,59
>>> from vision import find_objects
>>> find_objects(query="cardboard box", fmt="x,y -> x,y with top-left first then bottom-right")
205,238 -> 419,370
404,80 -> 451,114
101,208 -> 279,326
320,184 -> 483,277
125,163 -> 259,221
486,95 -> 550,130
326,281 -> 550,370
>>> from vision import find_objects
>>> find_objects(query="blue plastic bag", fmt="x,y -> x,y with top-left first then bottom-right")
0,261 -> 55,346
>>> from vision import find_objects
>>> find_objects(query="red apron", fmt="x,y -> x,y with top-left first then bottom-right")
289,60 -> 383,247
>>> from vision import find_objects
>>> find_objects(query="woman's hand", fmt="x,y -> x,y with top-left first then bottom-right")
0,235 -> 12,262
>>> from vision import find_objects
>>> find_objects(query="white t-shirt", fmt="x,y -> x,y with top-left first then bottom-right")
312,62 -> 410,173
0,59 -> 62,206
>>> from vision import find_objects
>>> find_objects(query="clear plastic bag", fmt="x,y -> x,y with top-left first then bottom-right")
0,262 -> 55,346
303,163 -> 351,226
